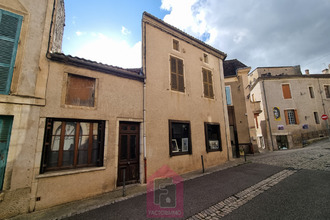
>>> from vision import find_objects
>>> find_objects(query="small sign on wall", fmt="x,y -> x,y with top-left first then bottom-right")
278,125 -> 284,130
302,124 -> 309,129
273,107 -> 281,121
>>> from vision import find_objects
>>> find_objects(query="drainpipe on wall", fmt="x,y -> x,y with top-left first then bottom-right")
262,80 -> 274,151
219,60 -> 231,161
142,20 -> 147,184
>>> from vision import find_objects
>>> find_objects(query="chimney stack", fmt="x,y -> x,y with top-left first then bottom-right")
305,69 -> 309,75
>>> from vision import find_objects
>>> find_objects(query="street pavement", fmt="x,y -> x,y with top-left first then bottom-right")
9,139 -> 330,220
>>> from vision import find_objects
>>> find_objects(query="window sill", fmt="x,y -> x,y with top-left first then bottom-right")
36,166 -> 106,179
170,152 -> 191,157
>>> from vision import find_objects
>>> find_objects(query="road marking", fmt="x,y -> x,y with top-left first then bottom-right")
186,169 -> 297,220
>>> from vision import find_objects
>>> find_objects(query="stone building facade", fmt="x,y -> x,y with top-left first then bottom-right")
223,60 -> 257,157
142,12 -> 231,177
249,66 -> 330,151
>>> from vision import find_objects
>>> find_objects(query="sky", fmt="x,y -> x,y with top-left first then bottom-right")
62,0 -> 330,74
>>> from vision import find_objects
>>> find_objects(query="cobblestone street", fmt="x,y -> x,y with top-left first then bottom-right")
187,139 -> 330,220
248,139 -> 330,171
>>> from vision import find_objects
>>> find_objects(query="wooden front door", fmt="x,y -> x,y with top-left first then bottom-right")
117,122 -> 140,186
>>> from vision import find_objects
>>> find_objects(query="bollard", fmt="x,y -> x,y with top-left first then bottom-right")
122,169 -> 126,197
201,155 -> 205,173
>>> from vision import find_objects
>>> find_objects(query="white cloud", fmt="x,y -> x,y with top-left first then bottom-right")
75,31 -> 85,36
74,33 -> 141,68
160,0 -> 330,73
121,26 -> 131,36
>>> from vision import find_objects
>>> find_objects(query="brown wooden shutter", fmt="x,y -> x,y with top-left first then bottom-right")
282,84 -> 292,99
208,70 -> 214,98
294,110 -> 299,124
284,110 -> 289,125
178,59 -> 184,92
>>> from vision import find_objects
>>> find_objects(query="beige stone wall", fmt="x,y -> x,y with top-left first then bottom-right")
0,0 -> 53,218
32,61 -> 144,210
143,16 -> 229,177
251,77 -> 330,151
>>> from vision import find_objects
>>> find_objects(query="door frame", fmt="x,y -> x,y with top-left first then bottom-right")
117,121 -> 140,186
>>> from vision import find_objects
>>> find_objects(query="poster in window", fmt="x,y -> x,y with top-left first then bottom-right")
182,138 -> 189,152
273,107 -> 281,121
209,140 -> 219,150
172,139 -> 179,152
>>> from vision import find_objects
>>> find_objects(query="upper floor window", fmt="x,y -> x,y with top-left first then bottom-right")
284,109 -> 299,125
173,39 -> 179,51
324,85 -> 330,99
202,68 -> 214,99
0,9 -> 23,94
225,86 -> 232,105
308,86 -> 315,98
203,53 -> 209,63
65,74 -> 96,107
40,118 -> 105,173
169,120 -> 192,156
282,84 -> 292,99
314,112 -> 320,124
170,56 -> 184,92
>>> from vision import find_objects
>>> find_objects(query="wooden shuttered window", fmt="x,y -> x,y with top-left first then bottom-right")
170,56 -> 184,92
284,109 -> 299,125
0,9 -> 22,94
282,84 -> 292,99
202,68 -> 214,98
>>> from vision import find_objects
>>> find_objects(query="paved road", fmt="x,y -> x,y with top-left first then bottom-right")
65,139 -> 330,220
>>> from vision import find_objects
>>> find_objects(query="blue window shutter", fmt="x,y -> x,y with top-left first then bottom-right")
0,9 -> 22,94
225,86 -> 232,105
0,116 -> 13,190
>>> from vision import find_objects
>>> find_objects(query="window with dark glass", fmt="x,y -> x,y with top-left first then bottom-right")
314,112 -> 320,124
65,74 -> 96,107
204,123 -> 222,152
170,56 -> 184,92
40,118 -> 105,173
308,86 -> 315,98
169,120 -> 192,156
324,85 -> 330,99
202,68 -> 214,98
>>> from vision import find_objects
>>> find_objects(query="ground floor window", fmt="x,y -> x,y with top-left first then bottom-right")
169,120 -> 192,156
40,118 -> 105,173
204,123 -> 222,152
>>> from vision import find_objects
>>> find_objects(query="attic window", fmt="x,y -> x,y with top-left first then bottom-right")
173,39 -> 179,51
65,74 -> 96,107
203,53 -> 209,63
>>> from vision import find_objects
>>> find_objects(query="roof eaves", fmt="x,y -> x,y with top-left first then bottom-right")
48,53 -> 144,82
143,12 -> 227,60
